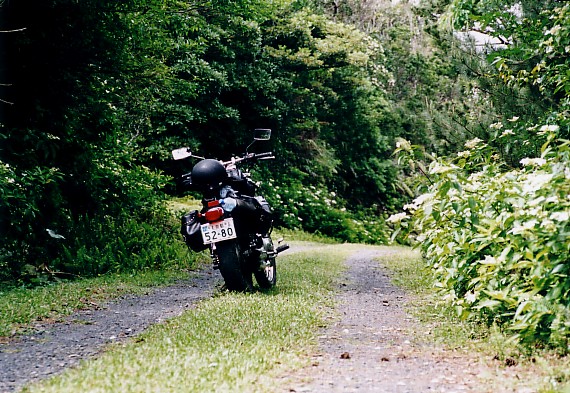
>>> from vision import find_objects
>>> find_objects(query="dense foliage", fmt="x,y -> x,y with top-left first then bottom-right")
391,0 -> 570,349
0,0 -> 412,282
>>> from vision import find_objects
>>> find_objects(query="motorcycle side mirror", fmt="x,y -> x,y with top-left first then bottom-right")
172,147 -> 192,160
253,128 -> 271,141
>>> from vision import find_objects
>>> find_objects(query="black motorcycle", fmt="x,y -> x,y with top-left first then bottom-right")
172,129 -> 289,291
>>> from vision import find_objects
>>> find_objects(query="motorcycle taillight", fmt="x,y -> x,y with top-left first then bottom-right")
205,206 -> 224,222
207,200 -> 220,208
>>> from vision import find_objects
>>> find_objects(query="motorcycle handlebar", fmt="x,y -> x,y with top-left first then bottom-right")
253,152 -> 273,160
223,152 -> 274,166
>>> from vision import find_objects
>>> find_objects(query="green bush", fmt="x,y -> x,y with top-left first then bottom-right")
392,122 -> 570,348
259,174 -> 389,244
0,136 -> 186,284
55,211 -> 191,277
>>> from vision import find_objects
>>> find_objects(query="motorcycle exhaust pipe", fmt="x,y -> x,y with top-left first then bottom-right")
276,244 -> 290,254
275,237 -> 289,254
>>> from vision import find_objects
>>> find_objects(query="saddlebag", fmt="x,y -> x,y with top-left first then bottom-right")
181,210 -> 208,252
253,196 -> 273,234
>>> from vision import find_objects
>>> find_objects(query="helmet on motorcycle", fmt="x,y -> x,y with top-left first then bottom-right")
191,159 -> 227,187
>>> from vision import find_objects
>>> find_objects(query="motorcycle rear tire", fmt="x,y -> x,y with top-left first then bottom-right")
254,257 -> 276,289
216,240 -> 254,292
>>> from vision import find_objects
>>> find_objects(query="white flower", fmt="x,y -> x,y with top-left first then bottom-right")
520,157 -> 547,167
510,219 -> 538,235
541,219 -> 556,232
546,25 -> 562,36
465,292 -> 477,304
551,211 -> 570,222
539,124 -> 559,134
500,129 -> 515,137
395,139 -> 411,151
522,173 -> 553,194
387,212 -> 408,223
528,196 -> 545,207
467,172 -> 483,183
524,207 -> 541,217
481,255 -> 498,265
429,162 -> 457,174
465,138 -> 483,149
508,116 -> 520,122
457,151 -> 470,158
413,193 -> 434,207
489,122 -> 504,129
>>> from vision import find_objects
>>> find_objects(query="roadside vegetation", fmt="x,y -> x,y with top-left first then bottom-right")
388,0 -> 570,353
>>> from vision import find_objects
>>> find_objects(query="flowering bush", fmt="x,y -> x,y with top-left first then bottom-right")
257,171 -> 388,244
392,123 -> 570,348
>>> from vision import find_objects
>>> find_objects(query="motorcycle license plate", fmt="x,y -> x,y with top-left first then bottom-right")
201,218 -> 237,244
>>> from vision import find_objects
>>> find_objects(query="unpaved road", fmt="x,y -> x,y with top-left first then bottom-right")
0,246 -> 536,392
282,247 -> 535,393
283,249 -> 485,392
0,267 -> 218,393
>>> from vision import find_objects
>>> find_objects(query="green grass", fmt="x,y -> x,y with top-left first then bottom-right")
165,196 -> 202,215
272,228 -> 340,244
21,245 -> 351,393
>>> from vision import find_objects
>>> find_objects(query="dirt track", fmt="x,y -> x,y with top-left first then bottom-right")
282,247 -> 535,393
0,267 -> 217,393
282,248 -> 485,392
0,245 -> 535,392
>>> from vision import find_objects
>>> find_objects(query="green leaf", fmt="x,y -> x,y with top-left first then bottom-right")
468,196 -> 477,211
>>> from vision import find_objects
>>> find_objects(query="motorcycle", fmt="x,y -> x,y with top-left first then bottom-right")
172,129 -> 289,291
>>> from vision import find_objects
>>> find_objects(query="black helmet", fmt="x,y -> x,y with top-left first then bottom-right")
191,159 -> 227,187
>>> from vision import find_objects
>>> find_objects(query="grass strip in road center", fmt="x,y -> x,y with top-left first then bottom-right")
22,245 -> 351,393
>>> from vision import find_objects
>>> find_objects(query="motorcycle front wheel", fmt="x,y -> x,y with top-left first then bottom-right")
254,257 -> 276,289
216,240 -> 254,292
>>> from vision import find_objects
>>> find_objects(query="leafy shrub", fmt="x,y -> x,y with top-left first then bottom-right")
258,174 -> 389,244
0,133 -> 187,283
391,122 -> 570,348
54,211 -> 192,277
0,162 -> 66,281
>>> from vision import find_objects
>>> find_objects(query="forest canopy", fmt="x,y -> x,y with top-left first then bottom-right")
0,0 -> 409,281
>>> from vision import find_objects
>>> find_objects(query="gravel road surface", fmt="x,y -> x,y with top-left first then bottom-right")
0,245 -> 536,393
0,267 -> 217,393
282,247 -> 532,393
